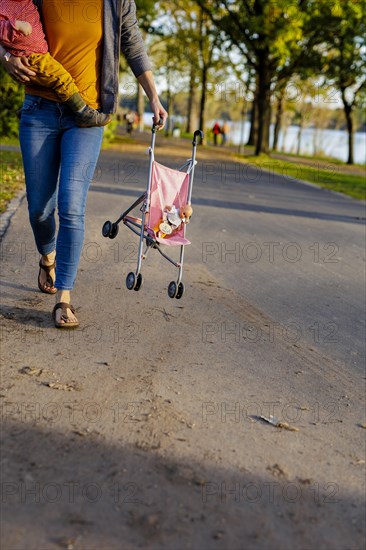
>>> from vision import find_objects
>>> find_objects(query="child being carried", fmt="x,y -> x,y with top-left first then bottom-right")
0,0 -> 111,127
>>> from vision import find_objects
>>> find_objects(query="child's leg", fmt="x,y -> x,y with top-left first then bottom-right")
27,53 -> 111,127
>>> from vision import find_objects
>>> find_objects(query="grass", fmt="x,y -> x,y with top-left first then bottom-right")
0,150 -> 25,214
0,136 -> 20,147
0,117 -> 116,214
0,131 -> 364,217
236,153 -> 366,200
109,133 -> 138,145
271,149 -> 366,168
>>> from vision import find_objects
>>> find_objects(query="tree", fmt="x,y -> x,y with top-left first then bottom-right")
313,0 -> 366,164
272,82 -> 287,151
155,1 -> 202,134
135,0 -> 158,32
152,1 -> 227,141
196,8 -> 222,141
195,0 -> 312,155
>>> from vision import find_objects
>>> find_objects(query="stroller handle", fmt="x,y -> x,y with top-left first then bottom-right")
152,118 -> 165,133
192,130 -> 204,146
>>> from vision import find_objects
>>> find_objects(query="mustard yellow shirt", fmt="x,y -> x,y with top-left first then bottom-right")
26,0 -> 103,108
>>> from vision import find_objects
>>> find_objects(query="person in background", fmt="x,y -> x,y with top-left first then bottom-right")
212,121 -> 221,146
125,110 -> 135,134
221,120 -> 229,146
0,0 -> 168,329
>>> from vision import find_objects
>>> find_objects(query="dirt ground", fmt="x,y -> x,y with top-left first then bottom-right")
0,136 -> 365,550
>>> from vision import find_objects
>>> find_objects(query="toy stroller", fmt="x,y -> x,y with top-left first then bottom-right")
102,124 -> 203,299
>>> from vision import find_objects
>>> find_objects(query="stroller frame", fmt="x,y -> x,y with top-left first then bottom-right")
102,125 -> 203,299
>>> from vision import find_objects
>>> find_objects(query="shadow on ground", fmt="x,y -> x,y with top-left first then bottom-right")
1,420 -> 364,550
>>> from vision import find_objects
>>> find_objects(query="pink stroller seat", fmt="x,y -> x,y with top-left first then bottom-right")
148,161 -> 191,246
102,126 -> 203,298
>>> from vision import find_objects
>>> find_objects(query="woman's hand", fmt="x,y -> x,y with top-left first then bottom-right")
150,98 -> 168,130
0,45 -> 36,82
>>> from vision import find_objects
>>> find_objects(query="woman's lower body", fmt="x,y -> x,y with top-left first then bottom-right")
19,95 -> 104,324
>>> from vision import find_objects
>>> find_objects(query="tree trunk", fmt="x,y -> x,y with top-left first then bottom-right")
296,115 -> 303,156
165,67 -> 171,137
186,65 -> 196,134
281,114 -> 290,152
165,88 -> 171,137
246,99 -> 257,146
136,83 -> 145,132
255,53 -> 271,155
199,63 -> 208,144
272,90 -> 284,151
238,102 -> 247,154
263,96 -> 271,151
341,90 -> 354,165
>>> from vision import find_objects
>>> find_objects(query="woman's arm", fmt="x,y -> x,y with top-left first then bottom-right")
138,70 -> 168,129
0,43 -> 35,81
120,1 -> 167,128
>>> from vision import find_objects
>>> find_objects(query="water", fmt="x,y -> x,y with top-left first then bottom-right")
229,121 -> 366,164
143,113 -> 366,164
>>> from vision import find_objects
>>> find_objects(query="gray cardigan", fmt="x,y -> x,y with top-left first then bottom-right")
33,0 -> 152,113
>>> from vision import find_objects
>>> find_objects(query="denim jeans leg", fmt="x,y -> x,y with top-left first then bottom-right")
19,95 -> 104,291
19,95 -> 60,255
55,123 -> 103,290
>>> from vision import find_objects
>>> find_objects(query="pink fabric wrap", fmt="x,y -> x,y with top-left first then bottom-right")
148,161 -> 191,246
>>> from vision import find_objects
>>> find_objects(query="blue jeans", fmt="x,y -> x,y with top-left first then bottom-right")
19,95 -> 104,290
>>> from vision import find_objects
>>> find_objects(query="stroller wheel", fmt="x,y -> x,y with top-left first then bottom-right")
126,272 -> 137,290
176,282 -> 185,299
168,281 -> 178,299
134,273 -> 143,291
102,221 -> 119,239
110,223 -> 119,239
102,220 -> 112,238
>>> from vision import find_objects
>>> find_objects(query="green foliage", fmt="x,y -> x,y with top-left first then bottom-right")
196,1 -> 309,73
101,118 -> 119,147
135,0 -> 159,32
313,0 -> 366,96
0,150 -> 25,213
0,65 -> 24,139
308,0 -> 366,162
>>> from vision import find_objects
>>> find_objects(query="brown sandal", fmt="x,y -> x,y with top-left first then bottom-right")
52,302 -> 79,329
38,259 -> 57,294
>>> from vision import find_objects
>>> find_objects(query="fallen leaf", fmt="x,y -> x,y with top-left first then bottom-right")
19,366 -> 43,376
55,537 -> 75,550
44,382 -> 81,391
267,463 -> 287,478
255,415 -> 299,432
276,421 -> 299,432
297,477 -> 313,485
351,459 -> 365,465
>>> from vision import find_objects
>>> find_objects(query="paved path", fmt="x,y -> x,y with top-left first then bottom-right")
1,136 -> 365,549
